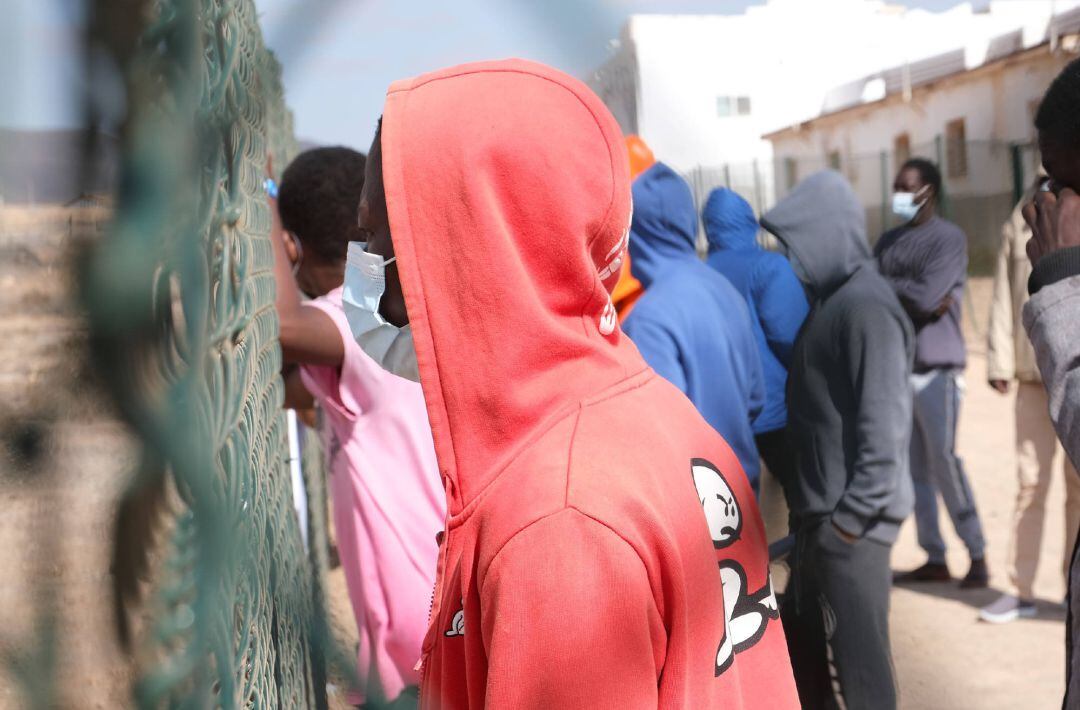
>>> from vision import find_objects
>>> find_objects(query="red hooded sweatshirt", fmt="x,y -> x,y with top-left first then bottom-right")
381,59 -> 797,709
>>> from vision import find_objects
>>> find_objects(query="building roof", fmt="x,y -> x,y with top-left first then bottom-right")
764,6 -> 1080,140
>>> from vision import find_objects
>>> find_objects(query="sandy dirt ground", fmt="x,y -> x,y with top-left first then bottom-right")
0,205 -> 1071,708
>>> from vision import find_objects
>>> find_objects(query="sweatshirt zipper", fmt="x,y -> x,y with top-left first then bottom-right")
416,529 -> 448,689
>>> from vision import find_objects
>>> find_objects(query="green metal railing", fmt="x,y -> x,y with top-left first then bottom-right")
80,0 -> 331,705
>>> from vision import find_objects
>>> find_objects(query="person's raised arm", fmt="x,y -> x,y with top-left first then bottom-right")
1022,188 -> 1080,470
268,193 -> 344,367
1025,279 -> 1080,472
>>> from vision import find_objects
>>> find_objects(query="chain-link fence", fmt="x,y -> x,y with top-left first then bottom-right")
67,0 -> 339,706
676,138 -> 1039,277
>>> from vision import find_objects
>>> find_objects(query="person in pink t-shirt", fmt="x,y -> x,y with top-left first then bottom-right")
269,146 -> 444,709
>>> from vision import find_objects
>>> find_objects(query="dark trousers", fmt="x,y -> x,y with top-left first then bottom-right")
782,520 -> 896,710
756,427 -> 799,501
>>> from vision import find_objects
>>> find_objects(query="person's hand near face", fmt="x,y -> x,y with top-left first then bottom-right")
1024,186 -> 1080,264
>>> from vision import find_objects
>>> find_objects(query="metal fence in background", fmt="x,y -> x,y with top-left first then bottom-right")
678,138 -> 1039,276
78,0 -> 333,706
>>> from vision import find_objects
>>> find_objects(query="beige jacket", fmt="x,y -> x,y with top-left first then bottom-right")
987,197 -> 1040,383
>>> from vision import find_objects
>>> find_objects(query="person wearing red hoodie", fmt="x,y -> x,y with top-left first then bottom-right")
349,59 -> 797,708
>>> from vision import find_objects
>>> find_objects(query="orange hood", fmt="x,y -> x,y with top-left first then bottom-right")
381,59 -> 642,515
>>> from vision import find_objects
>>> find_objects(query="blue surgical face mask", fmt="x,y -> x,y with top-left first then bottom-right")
341,242 -> 420,382
891,187 -> 928,222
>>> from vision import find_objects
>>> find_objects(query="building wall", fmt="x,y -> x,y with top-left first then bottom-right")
588,1 -> 1075,176
587,30 -> 640,136
768,49 -> 1073,270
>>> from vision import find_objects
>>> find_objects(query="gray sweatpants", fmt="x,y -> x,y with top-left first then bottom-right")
910,368 -> 986,563
784,520 -> 897,709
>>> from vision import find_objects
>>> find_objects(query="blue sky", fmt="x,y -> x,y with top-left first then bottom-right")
2,0 -> 969,149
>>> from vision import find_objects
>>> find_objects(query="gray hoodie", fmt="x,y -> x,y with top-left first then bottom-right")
762,171 -> 915,545
1023,273 -> 1080,705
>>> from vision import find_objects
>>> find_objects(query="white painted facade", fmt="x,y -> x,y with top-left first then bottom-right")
763,42 -> 1079,268
588,0 -> 1079,176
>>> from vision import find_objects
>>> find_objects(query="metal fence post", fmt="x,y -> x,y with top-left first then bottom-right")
880,150 -> 888,235
935,133 -> 951,218
1010,143 -> 1025,206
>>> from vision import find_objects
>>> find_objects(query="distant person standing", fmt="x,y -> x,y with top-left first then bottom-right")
763,171 -> 914,710
624,163 -> 766,491
981,178 -> 1080,623
879,158 -> 989,589
703,187 -> 809,498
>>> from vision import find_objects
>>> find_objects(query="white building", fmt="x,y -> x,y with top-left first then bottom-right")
588,0 -> 1080,211
764,21 -> 1080,269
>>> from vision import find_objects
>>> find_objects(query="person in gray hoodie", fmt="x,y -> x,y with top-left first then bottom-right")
762,171 -> 914,710
1022,56 -> 1080,707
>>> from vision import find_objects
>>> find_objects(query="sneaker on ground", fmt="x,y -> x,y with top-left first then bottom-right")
979,594 -> 1036,624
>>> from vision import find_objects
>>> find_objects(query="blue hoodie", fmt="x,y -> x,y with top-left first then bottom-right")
623,163 -> 765,487
704,188 -> 809,435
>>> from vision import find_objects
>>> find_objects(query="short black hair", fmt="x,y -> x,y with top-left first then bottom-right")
278,146 -> 366,262
901,157 -> 942,197
1036,57 -> 1080,153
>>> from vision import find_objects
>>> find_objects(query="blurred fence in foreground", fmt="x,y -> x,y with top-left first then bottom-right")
74,0 -> 335,706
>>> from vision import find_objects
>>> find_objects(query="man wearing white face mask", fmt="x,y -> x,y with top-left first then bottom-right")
876,157 -> 989,589
269,146 -> 444,709
342,242 -> 419,382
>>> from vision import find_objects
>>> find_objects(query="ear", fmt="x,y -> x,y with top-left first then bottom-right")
283,231 -> 300,264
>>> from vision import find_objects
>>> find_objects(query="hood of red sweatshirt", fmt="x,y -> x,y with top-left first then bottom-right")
381,59 -> 642,516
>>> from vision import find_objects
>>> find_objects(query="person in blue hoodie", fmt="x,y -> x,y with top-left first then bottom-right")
703,188 -> 809,497
623,163 -> 766,490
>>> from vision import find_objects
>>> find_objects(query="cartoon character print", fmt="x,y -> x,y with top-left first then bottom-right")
444,602 -> 465,637
714,561 -> 779,675
692,458 -> 743,549
690,458 -> 778,676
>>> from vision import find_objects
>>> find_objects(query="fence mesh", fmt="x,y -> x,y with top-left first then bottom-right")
79,0 -> 328,706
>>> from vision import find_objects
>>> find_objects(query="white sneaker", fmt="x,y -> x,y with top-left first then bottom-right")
979,594 -> 1036,624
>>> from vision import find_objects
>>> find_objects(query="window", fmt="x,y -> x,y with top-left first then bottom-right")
828,150 -> 842,172
717,96 -> 752,117
894,133 -> 911,166
784,157 -> 798,191
1028,99 -> 1041,139
945,118 -> 968,178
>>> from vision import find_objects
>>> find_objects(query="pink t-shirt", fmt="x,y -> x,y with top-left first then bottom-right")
300,287 -> 445,704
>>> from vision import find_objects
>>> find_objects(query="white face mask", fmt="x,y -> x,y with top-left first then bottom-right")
891,187 -> 928,222
341,242 -> 420,383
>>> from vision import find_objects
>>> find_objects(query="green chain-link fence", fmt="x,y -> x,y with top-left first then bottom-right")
78,0 -> 338,705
